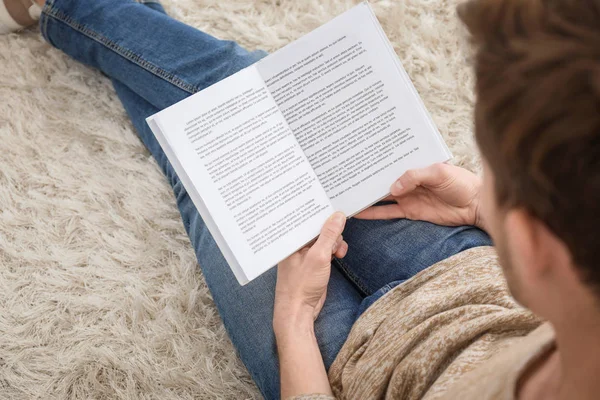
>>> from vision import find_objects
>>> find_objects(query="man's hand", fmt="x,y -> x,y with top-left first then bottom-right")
274,212 -> 347,334
356,163 -> 487,230
274,212 -> 347,399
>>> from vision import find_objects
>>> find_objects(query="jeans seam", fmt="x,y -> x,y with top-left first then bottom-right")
40,0 -> 54,45
334,258 -> 371,296
42,5 -> 198,95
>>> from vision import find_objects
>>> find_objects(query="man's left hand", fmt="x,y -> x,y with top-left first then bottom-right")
273,212 -> 347,333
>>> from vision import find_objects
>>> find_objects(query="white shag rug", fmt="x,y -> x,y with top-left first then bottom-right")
0,0 -> 479,398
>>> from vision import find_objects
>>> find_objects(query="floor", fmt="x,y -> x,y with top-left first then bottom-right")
0,0 -> 480,398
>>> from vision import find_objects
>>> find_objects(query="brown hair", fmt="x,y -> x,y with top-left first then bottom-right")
458,0 -> 600,290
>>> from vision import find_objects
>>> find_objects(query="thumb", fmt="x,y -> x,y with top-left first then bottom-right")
391,164 -> 449,196
311,212 -> 346,258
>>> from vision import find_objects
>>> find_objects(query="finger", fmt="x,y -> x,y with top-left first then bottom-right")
333,235 -> 343,252
354,204 -> 406,220
308,212 -> 346,263
334,240 -> 348,259
391,163 -> 450,196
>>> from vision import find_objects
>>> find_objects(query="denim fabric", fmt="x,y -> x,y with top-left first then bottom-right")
39,1 -> 493,398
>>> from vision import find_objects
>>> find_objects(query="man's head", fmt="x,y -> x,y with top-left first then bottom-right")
458,0 -> 600,318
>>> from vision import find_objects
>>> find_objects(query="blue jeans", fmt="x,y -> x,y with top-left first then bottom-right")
39,1 -> 492,398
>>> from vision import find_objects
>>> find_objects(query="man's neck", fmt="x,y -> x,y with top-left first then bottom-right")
553,316 -> 600,400
520,317 -> 600,400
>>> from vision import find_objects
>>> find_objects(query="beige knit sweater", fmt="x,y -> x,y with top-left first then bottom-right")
292,246 -> 546,399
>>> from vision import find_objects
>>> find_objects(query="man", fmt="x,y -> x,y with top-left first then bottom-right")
3,0 -> 598,398
274,0 -> 600,399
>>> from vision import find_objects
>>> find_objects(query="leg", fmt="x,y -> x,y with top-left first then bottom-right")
337,217 -> 492,296
40,1 -> 363,398
113,80 -> 362,399
40,0 -> 266,109
40,0 -> 490,298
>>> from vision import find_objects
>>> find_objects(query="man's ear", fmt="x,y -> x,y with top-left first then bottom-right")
504,209 -> 538,283
504,208 -> 571,283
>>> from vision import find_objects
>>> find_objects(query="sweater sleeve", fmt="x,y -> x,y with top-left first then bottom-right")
286,394 -> 337,400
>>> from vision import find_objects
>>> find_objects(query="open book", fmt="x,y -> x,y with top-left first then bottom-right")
146,2 -> 451,285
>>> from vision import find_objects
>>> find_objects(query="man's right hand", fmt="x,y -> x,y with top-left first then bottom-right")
355,163 -> 486,230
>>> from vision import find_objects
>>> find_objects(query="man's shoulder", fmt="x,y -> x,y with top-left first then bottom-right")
437,324 -> 554,400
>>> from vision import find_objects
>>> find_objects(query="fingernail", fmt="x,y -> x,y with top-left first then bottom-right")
395,180 -> 404,191
331,212 -> 345,228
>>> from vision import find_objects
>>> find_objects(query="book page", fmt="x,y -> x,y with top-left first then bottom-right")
256,2 -> 451,216
148,118 -> 248,284
152,66 -> 333,282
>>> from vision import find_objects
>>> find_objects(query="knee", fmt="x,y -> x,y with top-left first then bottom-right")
219,40 -> 268,72
461,226 -> 493,249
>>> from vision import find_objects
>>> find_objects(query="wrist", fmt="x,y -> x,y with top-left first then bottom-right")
475,211 -> 487,231
473,195 -> 487,231
275,313 -> 331,399
273,301 -> 315,339
471,176 -> 487,231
